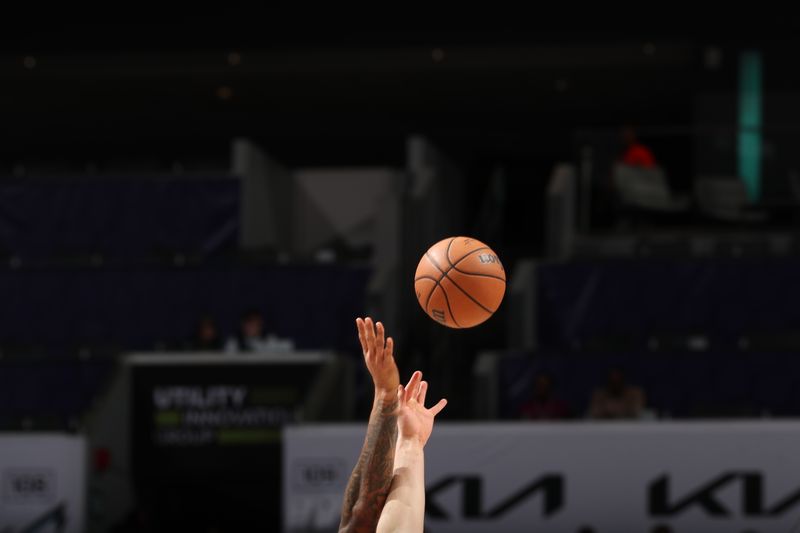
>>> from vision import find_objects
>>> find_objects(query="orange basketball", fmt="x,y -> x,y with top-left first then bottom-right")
414,236 -> 506,328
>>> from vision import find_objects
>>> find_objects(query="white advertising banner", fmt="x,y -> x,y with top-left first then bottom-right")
0,434 -> 86,533
284,421 -> 800,533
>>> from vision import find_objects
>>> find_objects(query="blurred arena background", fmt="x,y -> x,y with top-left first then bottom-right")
2,9 -> 800,533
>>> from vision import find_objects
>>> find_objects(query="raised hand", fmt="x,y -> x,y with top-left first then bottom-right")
356,317 -> 400,395
339,318 -> 401,533
396,371 -> 447,447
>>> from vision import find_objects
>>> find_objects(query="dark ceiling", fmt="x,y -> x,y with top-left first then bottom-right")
3,9 -> 799,51
0,11 -> 797,168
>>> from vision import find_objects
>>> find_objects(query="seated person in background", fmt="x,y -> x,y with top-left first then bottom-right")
190,315 -> 223,351
519,372 -> 571,420
620,125 -> 657,168
589,368 -> 646,419
224,308 -> 294,354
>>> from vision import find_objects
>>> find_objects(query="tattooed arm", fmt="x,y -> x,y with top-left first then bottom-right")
338,317 -> 401,533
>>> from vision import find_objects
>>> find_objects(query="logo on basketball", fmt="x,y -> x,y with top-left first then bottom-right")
414,236 -> 506,329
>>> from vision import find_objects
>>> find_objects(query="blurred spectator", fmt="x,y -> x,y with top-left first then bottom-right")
620,125 -> 656,168
651,525 -> 673,533
190,315 -> 223,351
589,368 -> 646,419
519,373 -> 571,420
224,308 -> 294,354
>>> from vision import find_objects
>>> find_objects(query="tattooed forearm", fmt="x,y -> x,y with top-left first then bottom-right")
339,394 -> 399,533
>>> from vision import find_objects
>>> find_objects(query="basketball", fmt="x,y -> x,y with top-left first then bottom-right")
414,236 -> 506,328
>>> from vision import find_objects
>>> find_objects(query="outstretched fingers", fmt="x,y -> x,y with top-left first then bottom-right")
403,371 -> 422,404
417,381 -> 428,406
364,317 -> 375,359
429,398 -> 448,416
385,337 -> 394,362
355,318 -> 367,355
375,322 -> 385,359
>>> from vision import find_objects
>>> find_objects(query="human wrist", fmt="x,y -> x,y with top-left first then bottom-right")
397,435 -> 424,452
374,386 -> 396,400
373,388 -> 399,411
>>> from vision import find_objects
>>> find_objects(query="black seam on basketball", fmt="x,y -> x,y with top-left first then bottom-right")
449,266 -> 507,283
423,252 -> 447,312
444,273 -> 496,314
440,284 -> 461,328
449,246 -> 490,267
424,282 -> 437,313
444,238 -> 456,267
425,246 -> 500,316
417,275 -> 439,312
424,251 -> 448,277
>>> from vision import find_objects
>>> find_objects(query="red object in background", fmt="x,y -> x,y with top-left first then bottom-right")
93,447 -> 111,473
621,143 -> 657,167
